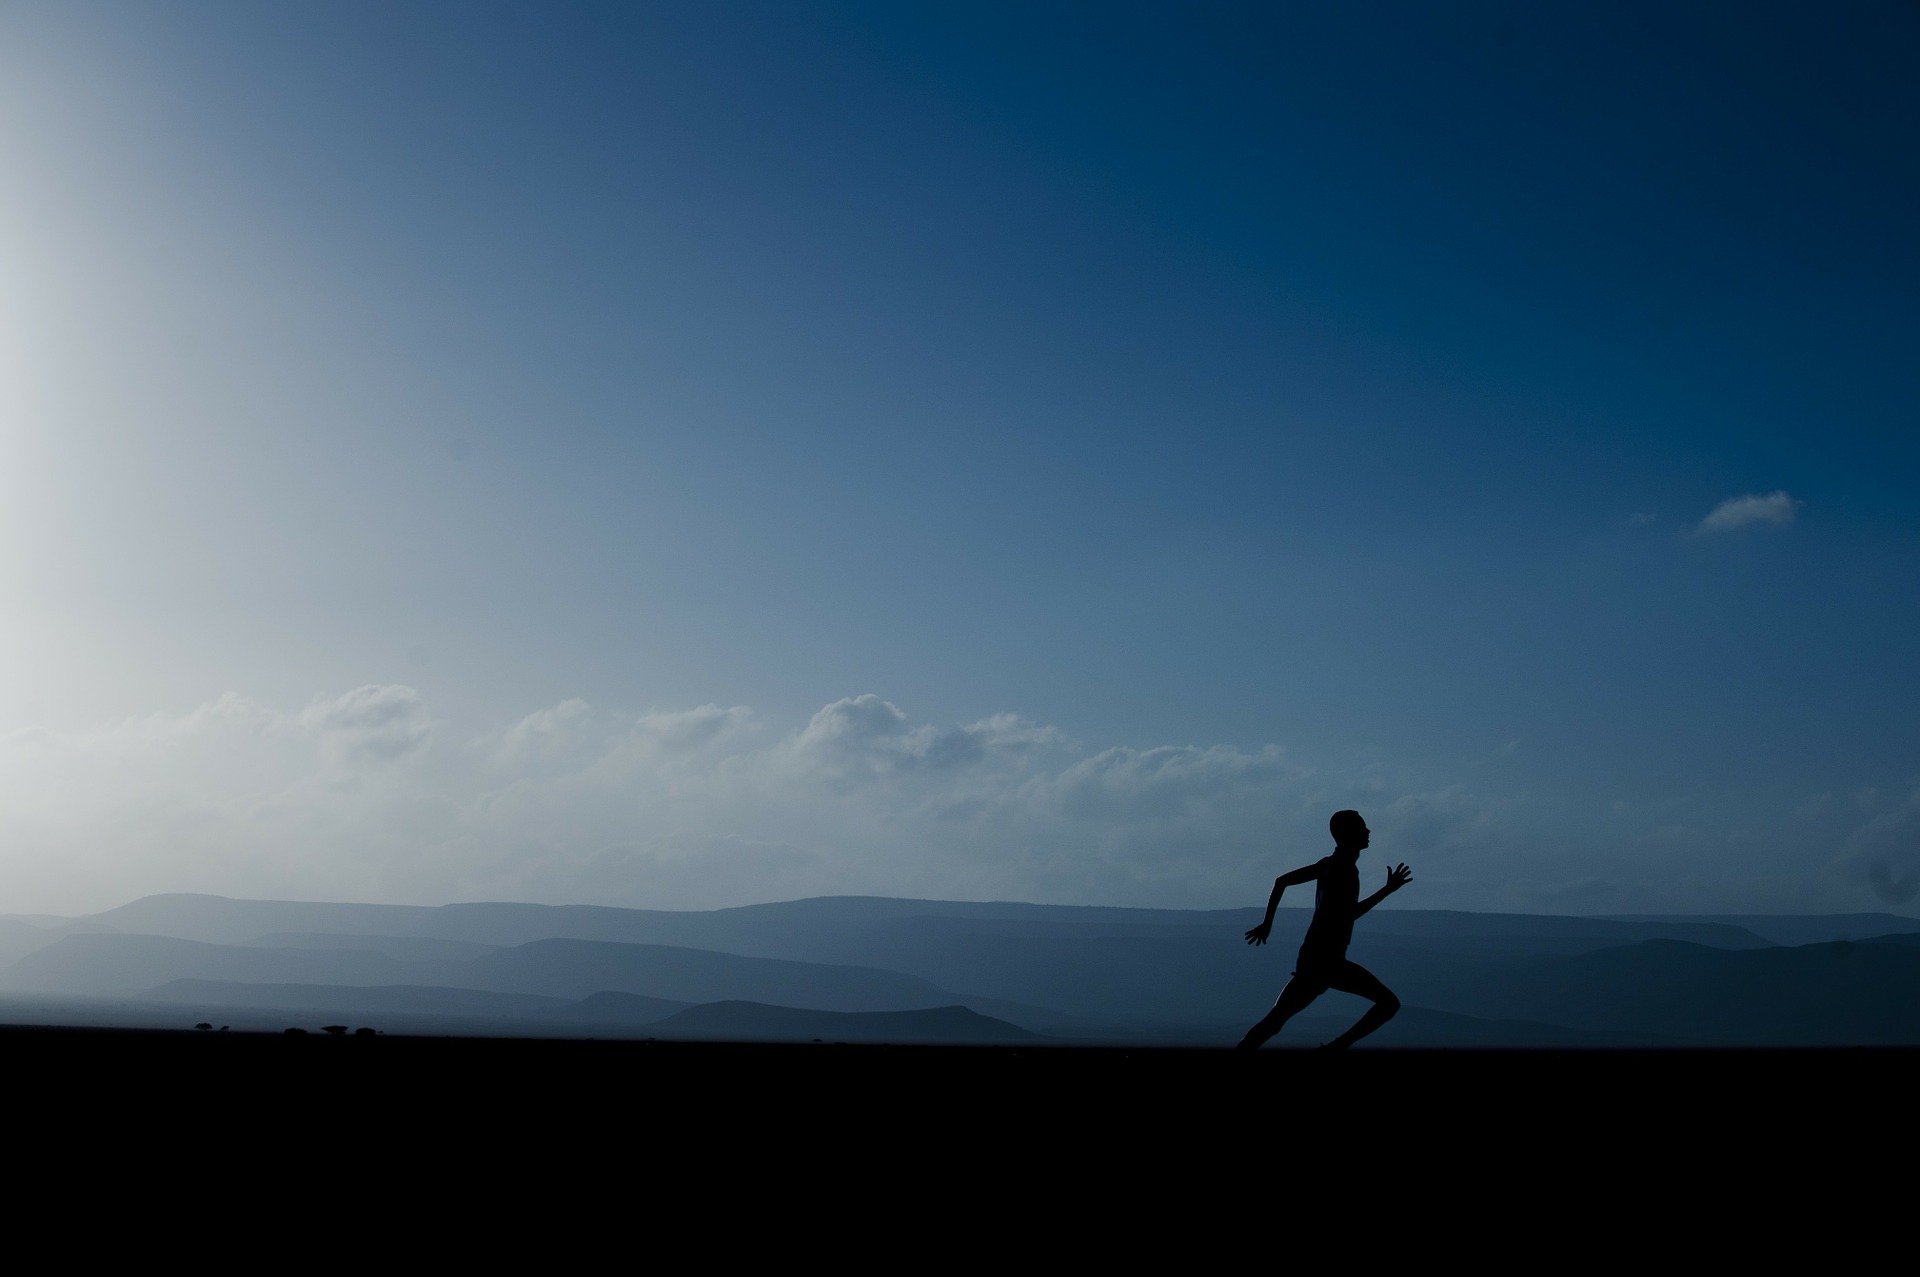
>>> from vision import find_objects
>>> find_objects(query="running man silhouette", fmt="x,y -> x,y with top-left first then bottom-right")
1237,809 -> 1411,1051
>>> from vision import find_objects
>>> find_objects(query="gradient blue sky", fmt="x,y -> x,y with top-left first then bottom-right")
1,2 -> 1915,915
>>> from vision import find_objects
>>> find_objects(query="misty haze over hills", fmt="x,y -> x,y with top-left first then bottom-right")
2,893 -> 1917,1047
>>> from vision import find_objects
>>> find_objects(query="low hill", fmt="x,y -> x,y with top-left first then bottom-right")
0,919 -> 59,967
1395,937 -> 1920,1044
0,918 -> 117,967
1600,913 -> 1920,947
16,892 -> 1919,1046
1,931 -> 1059,1030
139,979 -> 570,1018
542,991 -> 694,1025
461,938 -> 988,1013
88,894 -> 441,945
2,934 -> 439,996
238,933 -> 502,962
646,1000 -> 1040,1044
62,891 -> 1822,1033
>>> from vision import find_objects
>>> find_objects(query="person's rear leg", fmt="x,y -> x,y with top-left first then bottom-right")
1321,961 -> 1400,1050
1236,974 -> 1324,1050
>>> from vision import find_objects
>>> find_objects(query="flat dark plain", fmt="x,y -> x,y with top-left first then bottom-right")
10,1023 -> 1897,1259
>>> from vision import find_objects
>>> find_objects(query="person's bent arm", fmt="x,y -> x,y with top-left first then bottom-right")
1353,863 -> 1413,919
1244,863 -> 1321,945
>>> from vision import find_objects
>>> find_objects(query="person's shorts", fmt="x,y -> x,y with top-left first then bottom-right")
1288,956 -> 1389,1000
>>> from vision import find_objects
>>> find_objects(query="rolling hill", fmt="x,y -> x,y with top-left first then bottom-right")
6,892 -> 1918,1046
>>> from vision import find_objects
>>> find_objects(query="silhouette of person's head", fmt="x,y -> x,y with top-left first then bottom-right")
1330,809 -> 1370,852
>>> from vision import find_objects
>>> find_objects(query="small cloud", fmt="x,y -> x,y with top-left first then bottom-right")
1376,786 -> 1498,857
1696,490 -> 1802,535
1836,785 -> 1920,905
297,684 -> 429,766
795,694 -> 909,754
1626,512 -> 1656,527
1868,861 -> 1919,905
631,704 -> 753,754
1044,743 -> 1297,822
483,699 -> 598,768
787,696 -> 1056,781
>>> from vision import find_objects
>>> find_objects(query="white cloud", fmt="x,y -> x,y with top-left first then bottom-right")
480,698 -> 599,771
296,684 -> 430,767
0,687 -> 1360,913
0,689 -> 437,908
632,703 -> 754,755
788,695 -> 1064,786
1696,490 -> 1802,535
1,684 -> 1888,916
1040,744 -> 1299,822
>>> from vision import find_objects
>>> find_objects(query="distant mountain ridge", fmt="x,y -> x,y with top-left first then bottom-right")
2,931 -> 1025,1021
3,892 -> 1916,1047
75,891 -> 1831,955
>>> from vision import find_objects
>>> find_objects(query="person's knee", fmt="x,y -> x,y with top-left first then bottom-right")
1378,989 -> 1401,1016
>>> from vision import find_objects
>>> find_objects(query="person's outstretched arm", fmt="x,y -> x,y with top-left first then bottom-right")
1353,863 -> 1413,919
1244,863 -> 1322,945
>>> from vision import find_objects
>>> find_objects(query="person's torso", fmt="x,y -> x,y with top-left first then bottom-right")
1300,856 -> 1359,961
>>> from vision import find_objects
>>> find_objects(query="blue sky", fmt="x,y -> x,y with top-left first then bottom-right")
1,2 -> 1915,915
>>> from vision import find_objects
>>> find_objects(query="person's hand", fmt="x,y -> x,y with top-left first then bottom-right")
1384,863 -> 1412,893
1244,921 -> 1272,946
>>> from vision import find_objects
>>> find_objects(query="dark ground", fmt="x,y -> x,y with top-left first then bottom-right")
10,1024 -> 1895,1258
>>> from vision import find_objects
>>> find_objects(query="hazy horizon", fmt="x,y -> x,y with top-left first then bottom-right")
14,883 -> 1920,926
3,3 -> 1916,917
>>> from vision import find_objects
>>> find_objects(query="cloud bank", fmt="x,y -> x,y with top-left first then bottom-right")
0,686 -> 1521,915
1696,490 -> 1802,535
4,686 -> 1886,918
